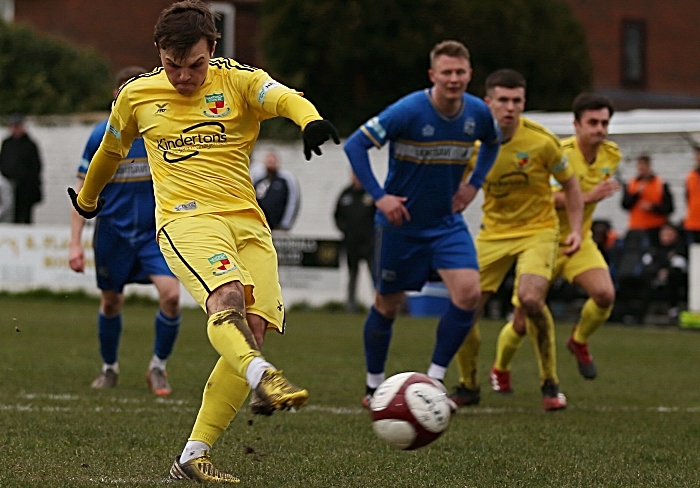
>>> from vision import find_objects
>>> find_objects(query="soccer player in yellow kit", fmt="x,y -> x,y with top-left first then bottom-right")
491,93 -> 620,387
450,69 -> 584,411
68,1 -> 339,483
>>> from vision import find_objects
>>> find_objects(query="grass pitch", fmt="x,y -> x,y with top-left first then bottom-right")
2,295 -> 700,487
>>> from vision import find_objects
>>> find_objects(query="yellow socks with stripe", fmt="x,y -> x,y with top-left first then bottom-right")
455,322 -> 481,390
206,309 -> 262,379
574,298 -> 612,344
494,321 -> 525,372
525,305 -> 558,385
188,357 -> 250,450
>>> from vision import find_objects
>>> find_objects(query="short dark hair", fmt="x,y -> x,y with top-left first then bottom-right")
485,69 -> 526,94
572,92 -> 615,121
637,153 -> 652,164
154,0 -> 220,61
430,40 -> 470,67
114,66 -> 147,89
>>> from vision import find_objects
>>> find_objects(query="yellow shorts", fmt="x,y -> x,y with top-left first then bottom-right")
554,237 -> 608,284
158,210 -> 285,333
477,227 -> 559,294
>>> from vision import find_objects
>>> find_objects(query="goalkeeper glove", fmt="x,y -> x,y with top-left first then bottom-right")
67,187 -> 104,219
302,120 -> 340,160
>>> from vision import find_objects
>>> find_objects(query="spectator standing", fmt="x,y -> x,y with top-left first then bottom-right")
682,146 -> 700,244
0,114 -> 43,223
334,172 -> 376,312
0,173 -> 14,223
621,154 -> 674,247
251,151 -> 300,230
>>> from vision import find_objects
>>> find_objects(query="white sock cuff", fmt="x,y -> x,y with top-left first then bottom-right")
180,441 -> 211,464
246,356 -> 274,389
366,372 -> 385,389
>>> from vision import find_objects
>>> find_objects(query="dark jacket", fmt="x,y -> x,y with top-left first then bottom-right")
334,184 -> 375,248
0,133 -> 42,204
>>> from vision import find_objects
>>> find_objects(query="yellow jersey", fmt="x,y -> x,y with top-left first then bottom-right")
100,58 -> 307,230
474,117 -> 573,240
555,136 -> 621,242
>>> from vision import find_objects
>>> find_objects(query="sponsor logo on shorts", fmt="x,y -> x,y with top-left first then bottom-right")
381,269 -> 396,282
209,252 -> 238,276
203,93 -> 231,118
173,201 -> 197,212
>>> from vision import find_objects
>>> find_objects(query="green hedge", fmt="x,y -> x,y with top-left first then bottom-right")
0,20 -> 113,115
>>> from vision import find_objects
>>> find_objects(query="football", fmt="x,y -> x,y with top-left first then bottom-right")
370,372 -> 452,450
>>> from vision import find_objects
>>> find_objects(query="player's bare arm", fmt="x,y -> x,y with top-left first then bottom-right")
452,181 -> 478,213
68,178 -> 86,272
553,178 -> 620,210
376,194 -> 410,226
561,175 -> 584,256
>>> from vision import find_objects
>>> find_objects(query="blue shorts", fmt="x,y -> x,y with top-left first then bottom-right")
93,220 -> 174,293
373,221 -> 478,294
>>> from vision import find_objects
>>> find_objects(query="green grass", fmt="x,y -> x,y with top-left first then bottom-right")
2,295 -> 700,487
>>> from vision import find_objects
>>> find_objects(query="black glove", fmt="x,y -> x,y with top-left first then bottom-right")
302,119 -> 340,160
67,187 -> 104,219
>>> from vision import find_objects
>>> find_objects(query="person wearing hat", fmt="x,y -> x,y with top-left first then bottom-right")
0,114 -> 43,223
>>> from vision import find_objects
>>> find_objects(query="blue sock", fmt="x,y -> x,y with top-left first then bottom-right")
431,302 -> 475,367
154,310 -> 181,360
98,313 -> 122,365
364,306 -> 395,374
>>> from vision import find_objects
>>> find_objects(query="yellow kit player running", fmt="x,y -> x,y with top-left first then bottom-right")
495,93 -> 620,383
450,69 -> 584,411
68,1 -> 339,483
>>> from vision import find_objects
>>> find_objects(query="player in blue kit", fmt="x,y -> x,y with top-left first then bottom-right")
69,66 -> 182,396
343,40 -> 501,406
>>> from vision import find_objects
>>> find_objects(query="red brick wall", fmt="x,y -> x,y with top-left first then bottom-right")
14,0 -> 260,71
564,0 -> 700,96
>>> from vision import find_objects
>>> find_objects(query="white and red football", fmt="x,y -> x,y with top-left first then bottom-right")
370,372 -> 452,450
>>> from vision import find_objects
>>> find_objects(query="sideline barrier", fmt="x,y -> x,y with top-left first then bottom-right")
0,224 -> 351,308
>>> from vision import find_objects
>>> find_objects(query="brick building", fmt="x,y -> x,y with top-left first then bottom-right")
4,0 -> 262,70
3,0 -> 700,109
563,0 -> 700,109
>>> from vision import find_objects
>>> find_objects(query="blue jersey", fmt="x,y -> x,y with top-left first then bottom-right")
78,120 -> 156,242
344,89 -> 500,231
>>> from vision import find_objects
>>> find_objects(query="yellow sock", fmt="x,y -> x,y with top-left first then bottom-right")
189,357 -> 250,447
574,298 -> 612,343
455,322 -> 481,389
206,309 -> 261,379
494,321 -> 525,372
525,305 -> 558,386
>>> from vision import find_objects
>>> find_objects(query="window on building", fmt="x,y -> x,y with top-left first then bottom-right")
211,2 -> 235,58
0,0 -> 14,22
621,19 -> 646,87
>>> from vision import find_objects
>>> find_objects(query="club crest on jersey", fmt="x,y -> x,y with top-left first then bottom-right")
463,118 -> 476,136
514,152 -> 531,171
209,252 -> 237,276
203,93 -> 231,118
422,124 -> 435,137
601,168 -> 611,180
